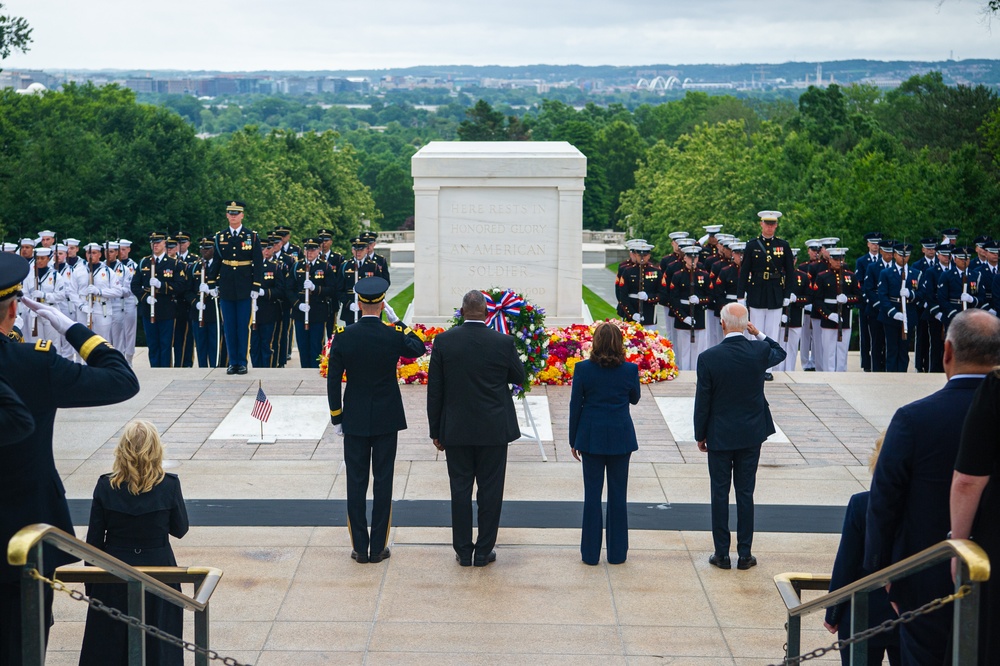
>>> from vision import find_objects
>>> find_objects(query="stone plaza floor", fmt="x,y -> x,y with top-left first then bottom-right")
36,345 -> 946,665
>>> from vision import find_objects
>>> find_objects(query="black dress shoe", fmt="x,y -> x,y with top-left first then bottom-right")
370,548 -> 391,563
456,553 -> 472,567
737,555 -> 757,570
709,554 -> 731,570
804,367 -> 816,372
226,365 -> 236,375
764,372 -> 774,381
350,550 -> 369,564
236,365 -> 248,375
473,550 -> 497,567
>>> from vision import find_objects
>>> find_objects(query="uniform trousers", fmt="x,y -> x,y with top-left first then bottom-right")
143,317 -> 174,367
219,298 -> 251,367
812,318 -> 827,371
660,307 -> 674,345
868,317 -> 886,372
819,328 -> 850,372
913,318 -> 931,373
800,313 -> 816,369
172,314 -> 194,367
279,310 -> 292,364
778,326 -> 801,371
858,310 -> 873,371
293,317 -> 325,369
928,319 -> 945,373
56,300 -> 79,360
673,328 -> 709,371
117,299 -> 138,365
707,446 -> 760,559
190,313 -> 219,368
883,323 -> 911,373
250,322 -> 278,368
78,305 -> 114,346
344,432 -> 398,559
445,444 -> 508,563
707,313 -> 722,348
748,307 -> 782,371
580,452 -> 631,565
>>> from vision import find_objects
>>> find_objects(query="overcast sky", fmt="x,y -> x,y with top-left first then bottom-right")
3,0 -> 997,71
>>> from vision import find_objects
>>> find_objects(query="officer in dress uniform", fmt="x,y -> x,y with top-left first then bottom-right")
131,232 -> 187,367
207,200 -> 264,375
797,240 -> 823,371
326,276 -> 426,564
737,210 -> 795,380
289,238 -> 333,368
812,248 -> 861,372
617,241 -> 661,326
0,253 -> 139,664
714,241 -> 744,321
187,238 -> 221,368
275,225 -> 300,260
855,232 -> 883,372
169,234 -> 195,367
317,228 -> 344,338
862,239 -> 895,372
912,238 -> 938,372
666,245 -> 713,371
250,239 -> 288,368
778,248 -> 810,371
362,230 -> 391,285
922,244 -> 951,372
270,232 -> 296,367
339,236 -> 380,326
704,234 -> 733,348
877,243 -> 922,373
938,246 -> 983,332
972,238 -> 998,314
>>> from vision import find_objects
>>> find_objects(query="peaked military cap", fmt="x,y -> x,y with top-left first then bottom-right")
350,236 -> 367,250
175,231 -> 192,242
757,210 -> 782,222
894,243 -> 913,256
668,231 -> 690,241
935,244 -> 952,255
920,237 -> 938,249
199,237 -> 215,248
0,253 -> 29,299
355,276 -> 389,304
863,232 -> 883,243
225,200 -> 246,212
302,238 -> 320,250
316,229 -> 333,240
361,231 -> 378,243
149,231 -> 167,243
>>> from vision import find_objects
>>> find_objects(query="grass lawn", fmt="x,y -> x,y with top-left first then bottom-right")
607,262 -> 619,275
583,285 -> 618,321
389,283 -> 414,314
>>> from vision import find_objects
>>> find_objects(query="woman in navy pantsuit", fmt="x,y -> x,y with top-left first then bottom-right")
569,322 -> 641,565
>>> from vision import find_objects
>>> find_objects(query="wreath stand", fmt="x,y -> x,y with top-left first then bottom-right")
518,395 -> 548,462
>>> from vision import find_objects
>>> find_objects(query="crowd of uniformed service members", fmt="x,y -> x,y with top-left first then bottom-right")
5,201 -> 390,371
617,210 -> 999,376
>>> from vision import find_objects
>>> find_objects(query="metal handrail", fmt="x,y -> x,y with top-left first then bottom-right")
774,538 -> 990,665
8,523 -> 224,665
55,566 -> 223,607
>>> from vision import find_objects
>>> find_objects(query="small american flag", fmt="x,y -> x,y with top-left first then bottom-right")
251,387 -> 272,422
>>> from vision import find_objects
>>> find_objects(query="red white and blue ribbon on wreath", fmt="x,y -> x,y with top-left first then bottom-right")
483,289 -> 524,335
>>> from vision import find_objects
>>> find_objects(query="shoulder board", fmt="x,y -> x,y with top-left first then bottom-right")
334,325 -> 345,335
395,322 -> 412,335
34,339 -> 54,353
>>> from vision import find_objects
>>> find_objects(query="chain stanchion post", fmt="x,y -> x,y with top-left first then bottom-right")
954,559 -> 981,666
20,543 -> 46,666
849,589 -> 870,666
127,579 -> 146,665
195,605 -> 210,666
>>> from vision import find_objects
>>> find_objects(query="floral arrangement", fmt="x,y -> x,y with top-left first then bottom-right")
452,288 -> 548,397
320,323 -> 445,383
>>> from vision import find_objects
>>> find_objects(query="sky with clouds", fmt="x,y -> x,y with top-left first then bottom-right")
3,0 -> 997,71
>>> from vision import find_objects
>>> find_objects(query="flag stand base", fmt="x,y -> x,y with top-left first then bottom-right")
247,436 -> 276,445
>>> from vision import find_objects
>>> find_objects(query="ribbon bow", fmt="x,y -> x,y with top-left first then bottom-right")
483,290 -> 524,335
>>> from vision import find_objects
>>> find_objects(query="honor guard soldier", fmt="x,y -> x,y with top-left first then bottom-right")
778,249 -> 810,371
207,200 -> 264,375
737,210 -> 795,380
22,247 -> 71,347
979,239 -> 999,315
175,230 -> 194,263
115,239 -> 139,365
877,243 -> 922,372
797,240 -> 823,370
699,225 -> 723,259
64,238 -> 81,267
275,225 -> 300,260
339,236 -> 380,326
2,243 -> 16,253
938,246 -> 982,332
855,232 -> 883,372
326,276 -> 426,564
188,238 -> 221,368
862,239 -> 895,372
616,238 -> 640,317
912,238 -> 938,372
812,248 -> 860,372
667,245 -> 713,371
0,254 -> 139,664
362,230 -> 390,284
250,238 -> 288,368
714,240 -> 744,312
132,231 -> 187,367
52,243 -> 80,360
289,238 -> 334,368
270,232 -> 296,366
166,236 -> 194,367
74,242 -> 125,352
37,230 -> 55,249
18,237 -> 35,261
317,228 -> 344,337
922,244 -> 952,372
659,232 -> 689,274
617,241 -> 660,326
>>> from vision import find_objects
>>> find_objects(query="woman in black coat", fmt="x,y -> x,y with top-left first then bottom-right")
568,322 -> 641,565
79,420 -> 189,666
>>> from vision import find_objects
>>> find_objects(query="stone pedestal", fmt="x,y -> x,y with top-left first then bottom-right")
411,141 -> 586,326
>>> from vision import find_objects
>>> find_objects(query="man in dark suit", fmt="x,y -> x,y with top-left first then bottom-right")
327,277 -> 425,564
0,253 -> 140,664
427,290 -> 525,567
865,308 -> 1000,665
694,302 -> 786,570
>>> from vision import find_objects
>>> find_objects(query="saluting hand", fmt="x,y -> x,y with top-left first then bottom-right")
746,322 -> 760,337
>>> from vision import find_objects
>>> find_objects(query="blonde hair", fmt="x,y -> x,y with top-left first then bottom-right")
110,420 -> 166,495
868,432 -> 886,475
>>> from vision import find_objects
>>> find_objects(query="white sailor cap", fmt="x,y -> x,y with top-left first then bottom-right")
37,230 -> 56,239
668,231 -> 689,240
703,225 -> 723,234
757,210 -> 782,222
19,238 -> 36,247
105,241 -> 120,250
65,238 -> 80,247
55,243 -> 68,252
34,247 -> 53,257
82,242 -> 102,252
118,239 -> 132,247
820,237 -> 840,247
682,245 -> 703,256
828,247 -> 848,258
3,243 -> 18,252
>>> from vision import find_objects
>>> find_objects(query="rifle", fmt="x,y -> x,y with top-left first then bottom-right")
87,265 -> 95,330
836,269 -> 844,343
31,253 -> 40,337
149,254 -> 157,324
961,272 -> 968,312
783,279 -> 791,343
688,267 -> 696,344
900,265 -> 908,341
303,261 -> 310,331
198,262 -> 206,328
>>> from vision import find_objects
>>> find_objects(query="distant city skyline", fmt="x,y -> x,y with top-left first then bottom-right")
3,0 -> 996,71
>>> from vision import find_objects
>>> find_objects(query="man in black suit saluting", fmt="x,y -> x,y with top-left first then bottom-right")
427,290 -> 525,567
694,302 -> 786,570
327,277 -> 426,564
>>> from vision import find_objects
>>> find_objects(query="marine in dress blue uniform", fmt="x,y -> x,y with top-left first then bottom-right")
207,200 -> 264,374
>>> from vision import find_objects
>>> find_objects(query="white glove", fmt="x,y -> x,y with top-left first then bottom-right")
781,314 -> 788,323
688,295 -> 700,305
682,316 -> 694,326
782,298 -> 790,307
893,312 -> 905,321
961,292 -> 975,304
828,313 -> 840,324
788,292 -> 797,303
299,303 -> 310,313
836,293 -> 849,304
83,285 -> 101,296
804,304 -> 813,313
47,291 -> 66,303
149,277 -> 162,289
350,302 -> 359,312
334,424 -> 344,437
209,288 -> 219,298
632,312 -> 642,323
146,296 -> 156,305
737,298 -> 746,306
988,308 -> 997,316
900,288 -> 911,299
258,288 -> 265,296
383,302 -> 399,323
79,304 -> 93,315
199,282 -> 211,294
303,279 -> 316,291
250,290 -> 259,300
636,291 -> 648,301
22,297 -> 76,336
195,302 -> 206,311
935,312 -> 943,321
31,290 -> 45,300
